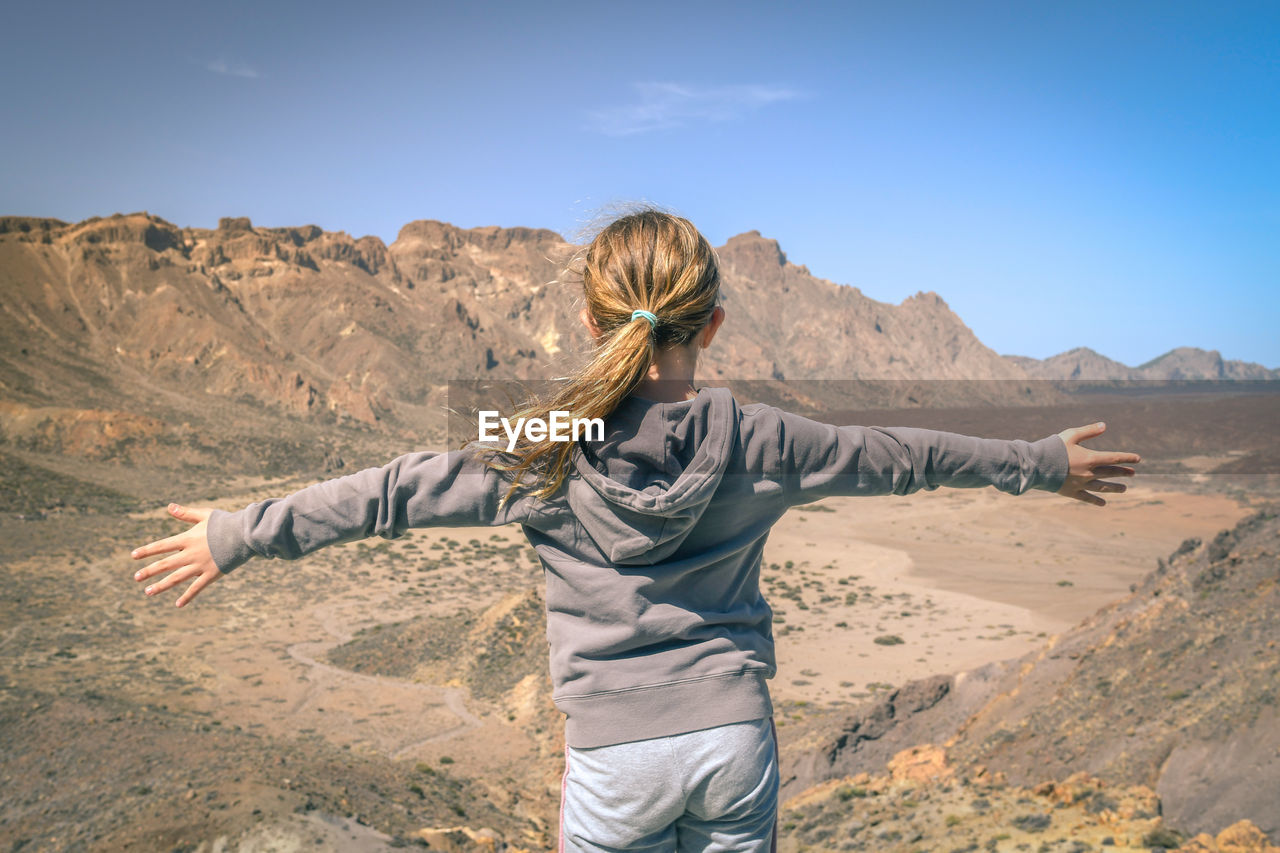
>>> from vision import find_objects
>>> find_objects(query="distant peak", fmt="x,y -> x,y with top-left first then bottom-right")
218,216 -> 254,233
904,290 -> 949,309
1050,346 -> 1110,360
0,216 -> 68,235
393,219 -> 564,252
1165,346 -> 1220,359
720,231 -> 787,267
1136,346 -> 1221,370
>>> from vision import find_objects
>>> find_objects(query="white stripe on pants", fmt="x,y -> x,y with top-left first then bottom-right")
559,717 -> 778,852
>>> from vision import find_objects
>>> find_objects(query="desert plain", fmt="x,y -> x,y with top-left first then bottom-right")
3,384 -> 1277,852
2,207 -> 1277,853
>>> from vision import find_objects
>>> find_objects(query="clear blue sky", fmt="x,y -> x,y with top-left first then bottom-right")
4,1 -> 1277,367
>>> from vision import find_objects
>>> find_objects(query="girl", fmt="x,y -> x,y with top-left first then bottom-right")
131,209 -> 1139,852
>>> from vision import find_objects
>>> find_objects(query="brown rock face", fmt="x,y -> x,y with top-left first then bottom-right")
945,508 -> 1280,841
710,231 -> 1032,383
0,212 -> 585,439
886,743 -> 952,783
1174,820 -> 1280,852
0,211 -> 1069,465
0,212 -> 1055,461
0,402 -> 165,459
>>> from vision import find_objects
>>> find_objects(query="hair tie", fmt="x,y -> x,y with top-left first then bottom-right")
630,309 -> 658,328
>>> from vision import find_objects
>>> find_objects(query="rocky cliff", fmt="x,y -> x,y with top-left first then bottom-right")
0,212 -> 1056,461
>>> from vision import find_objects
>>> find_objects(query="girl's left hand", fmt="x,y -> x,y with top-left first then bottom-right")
132,504 -> 224,607
1056,422 -> 1141,507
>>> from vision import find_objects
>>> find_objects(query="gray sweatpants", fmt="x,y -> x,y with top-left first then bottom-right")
559,717 -> 779,852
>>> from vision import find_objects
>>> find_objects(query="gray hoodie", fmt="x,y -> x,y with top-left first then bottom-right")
207,387 -> 1069,748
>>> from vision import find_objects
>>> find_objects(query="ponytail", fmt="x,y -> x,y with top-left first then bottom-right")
473,209 -> 721,505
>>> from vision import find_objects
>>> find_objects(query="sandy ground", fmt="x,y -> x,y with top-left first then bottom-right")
114,477 -> 1249,757
116,520 -> 555,786
0,463 -> 1258,850
764,484 -> 1251,708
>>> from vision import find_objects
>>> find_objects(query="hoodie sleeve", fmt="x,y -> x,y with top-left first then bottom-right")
774,409 -> 1069,505
205,446 -> 538,574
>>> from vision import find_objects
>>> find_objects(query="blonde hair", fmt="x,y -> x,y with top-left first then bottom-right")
475,208 -> 721,504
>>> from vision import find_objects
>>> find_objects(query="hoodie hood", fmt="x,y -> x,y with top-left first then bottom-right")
568,386 -> 739,565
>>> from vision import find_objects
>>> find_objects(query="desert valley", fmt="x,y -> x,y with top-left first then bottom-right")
1,213 -> 1277,852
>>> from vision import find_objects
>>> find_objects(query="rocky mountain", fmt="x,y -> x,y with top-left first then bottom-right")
1136,346 -> 1279,380
776,756 -> 1279,852
1007,346 -> 1279,381
709,231 -> 1030,383
0,212 -> 573,429
0,212 -> 1054,467
1004,347 -> 1140,381
784,508 -> 1280,842
948,507 -> 1280,840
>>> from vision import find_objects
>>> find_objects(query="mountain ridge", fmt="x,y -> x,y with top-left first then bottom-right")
0,211 -> 1048,457
1004,345 -> 1278,380
1,211 -> 1269,471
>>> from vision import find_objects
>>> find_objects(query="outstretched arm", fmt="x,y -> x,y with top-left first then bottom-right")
775,409 -> 1138,505
130,446 -> 539,607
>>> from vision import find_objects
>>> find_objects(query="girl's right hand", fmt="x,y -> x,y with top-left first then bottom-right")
131,504 -> 224,607
1055,422 -> 1141,507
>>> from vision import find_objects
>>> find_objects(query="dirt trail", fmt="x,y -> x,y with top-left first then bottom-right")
282,602 -> 484,758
